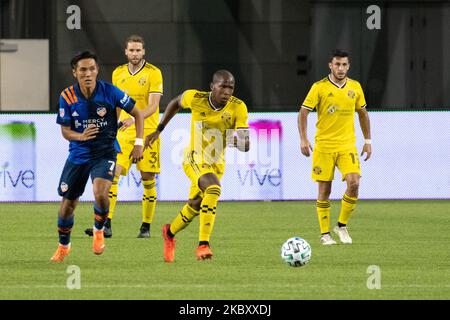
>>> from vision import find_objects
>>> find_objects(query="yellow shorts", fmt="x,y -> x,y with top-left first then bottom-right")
182,150 -> 224,199
116,128 -> 160,175
312,147 -> 361,182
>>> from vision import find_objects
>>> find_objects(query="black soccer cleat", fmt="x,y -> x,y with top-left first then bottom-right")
137,223 -> 150,238
84,227 -> 112,238
84,228 -> 93,237
103,225 -> 112,238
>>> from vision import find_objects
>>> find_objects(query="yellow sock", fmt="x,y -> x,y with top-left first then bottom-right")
316,200 -> 331,234
142,179 -> 157,224
338,193 -> 357,225
199,185 -> 221,243
107,177 -> 119,220
169,204 -> 199,235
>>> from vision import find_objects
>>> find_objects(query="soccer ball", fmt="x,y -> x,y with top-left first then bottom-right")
281,237 -> 312,267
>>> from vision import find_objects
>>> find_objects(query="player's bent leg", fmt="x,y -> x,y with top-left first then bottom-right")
170,199 -> 201,235
85,167 -> 121,238
162,198 -> 201,263
92,178 -> 112,255
53,159 -> 89,261
197,174 -> 221,260
139,172 -> 156,238
51,198 -> 78,262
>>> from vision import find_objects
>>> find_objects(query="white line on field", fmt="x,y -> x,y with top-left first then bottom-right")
1,284 -> 450,290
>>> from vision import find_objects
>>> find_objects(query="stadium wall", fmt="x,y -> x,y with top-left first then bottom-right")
0,111 -> 448,202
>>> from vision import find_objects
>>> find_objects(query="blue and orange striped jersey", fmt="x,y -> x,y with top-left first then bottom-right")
56,81 -> 135,164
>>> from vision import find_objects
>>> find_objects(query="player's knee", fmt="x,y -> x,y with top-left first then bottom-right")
188,198 -> 202,211
94,192 -> 109,205
318,187 -> 331,200
347,179 -> 360,192
205,184 -> 221,197
60,199 -> 78,216
141,172 -> 155,181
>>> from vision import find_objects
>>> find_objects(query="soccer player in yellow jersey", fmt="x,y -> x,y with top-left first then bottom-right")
145,70 -> 250,262
298,49 -> 372,245
85,35 -> 163,238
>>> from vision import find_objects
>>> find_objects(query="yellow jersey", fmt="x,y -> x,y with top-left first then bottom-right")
112,61 -> 163,130
302,76 -> 366,153
180,89 -> 249,168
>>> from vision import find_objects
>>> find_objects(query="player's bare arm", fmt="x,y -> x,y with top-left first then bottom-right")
128,106 -> 144,163
143,93 -> 161,119
357,108 -> 372,161
145,95 -> 182,148
119,94 -> 161,132
298,107 -> 313,157
61,124 -> 99,142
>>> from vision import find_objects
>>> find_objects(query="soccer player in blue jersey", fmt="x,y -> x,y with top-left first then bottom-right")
51,51 -> 144,262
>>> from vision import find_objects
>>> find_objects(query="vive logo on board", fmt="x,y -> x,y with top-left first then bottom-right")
0,163 -> 35,189
237,165 -> 282,187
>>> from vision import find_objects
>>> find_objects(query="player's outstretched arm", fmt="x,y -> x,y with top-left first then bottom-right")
61,125 -> 99,142
145,95 -> 182,149
357,108 -> 372,161
298,107 -> 313,157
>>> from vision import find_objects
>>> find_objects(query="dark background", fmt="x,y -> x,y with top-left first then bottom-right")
1,0 -> 449,111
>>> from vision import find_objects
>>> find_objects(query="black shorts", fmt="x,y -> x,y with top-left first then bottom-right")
57,156 -> 116,200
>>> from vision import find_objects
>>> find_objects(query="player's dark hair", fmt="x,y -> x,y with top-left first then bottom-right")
125,35 -> 145,49
70,50 -> 98,69
329,49 -> 350,62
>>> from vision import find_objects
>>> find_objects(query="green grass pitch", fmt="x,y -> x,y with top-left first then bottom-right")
0,200 -> 449,300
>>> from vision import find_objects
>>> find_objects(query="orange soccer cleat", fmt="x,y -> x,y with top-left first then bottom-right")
162,224 -> 176,263
196,245 -> 213,260
93,229 -> 105,255
50,244 -> 71,262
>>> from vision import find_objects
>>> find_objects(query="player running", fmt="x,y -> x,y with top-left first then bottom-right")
51,51 -> 144,262
145,70 -> 250,262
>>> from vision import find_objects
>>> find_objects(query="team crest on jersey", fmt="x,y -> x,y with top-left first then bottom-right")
60,182 -> 69,193
347,90 -> 355,99
59,108 -> 65,118
327,105 -> 338,114
97,107 -> 107,117
313,166 -> 322,175
138,77 -> 146,86
221,112 -> 232,125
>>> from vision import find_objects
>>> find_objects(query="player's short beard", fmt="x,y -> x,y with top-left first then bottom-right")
334,71 -> 347,80
130,58 -> 143,66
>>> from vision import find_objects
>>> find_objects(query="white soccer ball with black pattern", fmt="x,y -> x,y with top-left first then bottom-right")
281,237 -> 312,267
